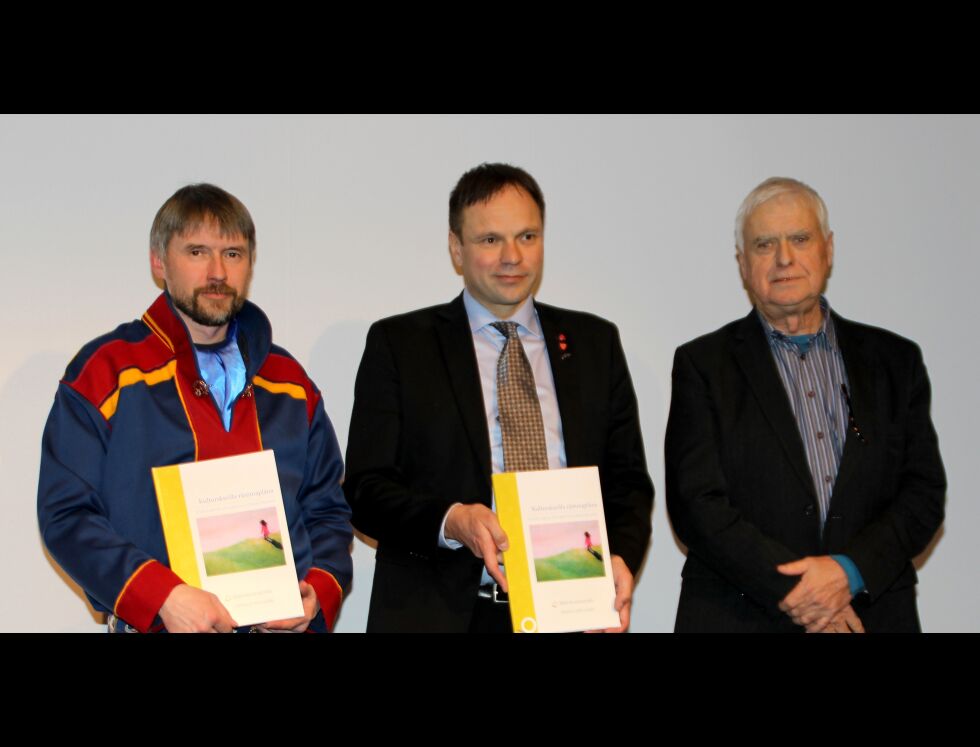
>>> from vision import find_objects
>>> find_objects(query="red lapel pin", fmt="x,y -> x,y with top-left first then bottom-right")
558,333 -> 571,359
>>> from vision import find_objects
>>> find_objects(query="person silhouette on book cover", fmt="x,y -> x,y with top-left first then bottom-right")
260,520 -> 283,550
585,532 -> 602,562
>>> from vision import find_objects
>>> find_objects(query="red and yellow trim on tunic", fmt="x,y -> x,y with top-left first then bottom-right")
67,336 -> 176,418
304,567 -> 344,632
256,353 -> 321,424
251,400 -> 264,451
173,370 -> 263,461
142,311 -> 176,352
98,361 -> 178,420
171,369 -> 201,461
253,375 -> 307,400
114,559 -> 185,633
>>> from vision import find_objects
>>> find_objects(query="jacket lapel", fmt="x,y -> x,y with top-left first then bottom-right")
829,313 -> 875,502
435,295 -> 493,487
536,302 -> 585,466
733,311 -> 818,501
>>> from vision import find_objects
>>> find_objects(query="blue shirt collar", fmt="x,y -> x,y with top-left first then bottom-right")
462,289 -> 542,338
193,317 -> 239,352
758,296 -> 839,352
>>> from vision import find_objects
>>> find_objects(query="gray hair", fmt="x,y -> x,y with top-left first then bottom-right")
734,177 -> 830,253
150,183 -> 256,259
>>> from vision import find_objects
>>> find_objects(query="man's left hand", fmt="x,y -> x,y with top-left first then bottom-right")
777,556 -> 851,632
586,555 -> 632,634
255,581 -> 320,633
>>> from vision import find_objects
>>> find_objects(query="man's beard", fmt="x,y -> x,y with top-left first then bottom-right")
171,283 -> 246,327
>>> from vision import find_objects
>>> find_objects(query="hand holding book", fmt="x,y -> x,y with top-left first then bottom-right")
159,584 -> 238,633
445,503 -> 510,593
254,581 -> 321,633
584,555 -> 632,634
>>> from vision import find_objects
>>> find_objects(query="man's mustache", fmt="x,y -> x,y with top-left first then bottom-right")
195,284 -> 237,297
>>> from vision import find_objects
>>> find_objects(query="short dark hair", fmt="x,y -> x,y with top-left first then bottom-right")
150,183 -> 256,259
448,163 -> 545,238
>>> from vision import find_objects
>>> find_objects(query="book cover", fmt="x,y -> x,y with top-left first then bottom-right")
152,450 -> 304,627
493,466 -> 620,633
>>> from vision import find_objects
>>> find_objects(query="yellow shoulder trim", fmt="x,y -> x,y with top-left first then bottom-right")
253,375 -> 307,401
100,361 -> 178,420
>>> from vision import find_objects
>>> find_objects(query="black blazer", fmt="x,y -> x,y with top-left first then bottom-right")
344,294 -> 654,632
665,310 -> 946,633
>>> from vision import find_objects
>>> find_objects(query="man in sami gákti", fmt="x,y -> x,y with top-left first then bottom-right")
38,184 -> 353,633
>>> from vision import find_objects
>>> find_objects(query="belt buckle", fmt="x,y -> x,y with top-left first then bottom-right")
478,583 -> 509,604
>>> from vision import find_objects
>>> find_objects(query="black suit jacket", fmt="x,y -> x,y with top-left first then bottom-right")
344,294 -> 654,632
665,310 -> 946,633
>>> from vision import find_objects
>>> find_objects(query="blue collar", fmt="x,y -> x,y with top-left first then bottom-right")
462,288 -> 542,338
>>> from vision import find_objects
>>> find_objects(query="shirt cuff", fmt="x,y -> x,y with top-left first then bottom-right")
439,503 -> 464,550
830,554 -> 866,596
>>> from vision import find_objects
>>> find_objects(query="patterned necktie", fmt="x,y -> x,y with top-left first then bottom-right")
491,321 -> 549,472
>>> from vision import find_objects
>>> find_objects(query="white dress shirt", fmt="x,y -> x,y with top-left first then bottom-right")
439,290 -> 567,569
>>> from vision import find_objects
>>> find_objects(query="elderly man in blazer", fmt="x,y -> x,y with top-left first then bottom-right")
665,176 -> 946,633
345,163 -> 654,633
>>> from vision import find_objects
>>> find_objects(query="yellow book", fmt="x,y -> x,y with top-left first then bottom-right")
493,466 -> 620,633
152,450 -> 303,626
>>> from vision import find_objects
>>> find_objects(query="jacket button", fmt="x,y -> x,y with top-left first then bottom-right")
804,504 -> 815,516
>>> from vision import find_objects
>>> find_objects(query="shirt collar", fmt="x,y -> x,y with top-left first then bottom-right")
462,289 -> 542,338
759,296 -> 838,352
194,317 -> 239,353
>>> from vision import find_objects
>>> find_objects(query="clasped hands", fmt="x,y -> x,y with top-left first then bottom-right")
777,556 -> 864,633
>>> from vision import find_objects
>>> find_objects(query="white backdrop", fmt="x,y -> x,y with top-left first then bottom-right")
2,114 -> 975,632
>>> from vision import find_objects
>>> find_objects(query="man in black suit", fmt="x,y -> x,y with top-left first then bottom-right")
345,163 -> 653,632
666,177 -> 946,633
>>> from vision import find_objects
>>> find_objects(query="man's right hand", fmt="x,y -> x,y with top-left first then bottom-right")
444,504 -> 509,593
159,584 -> 238,633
